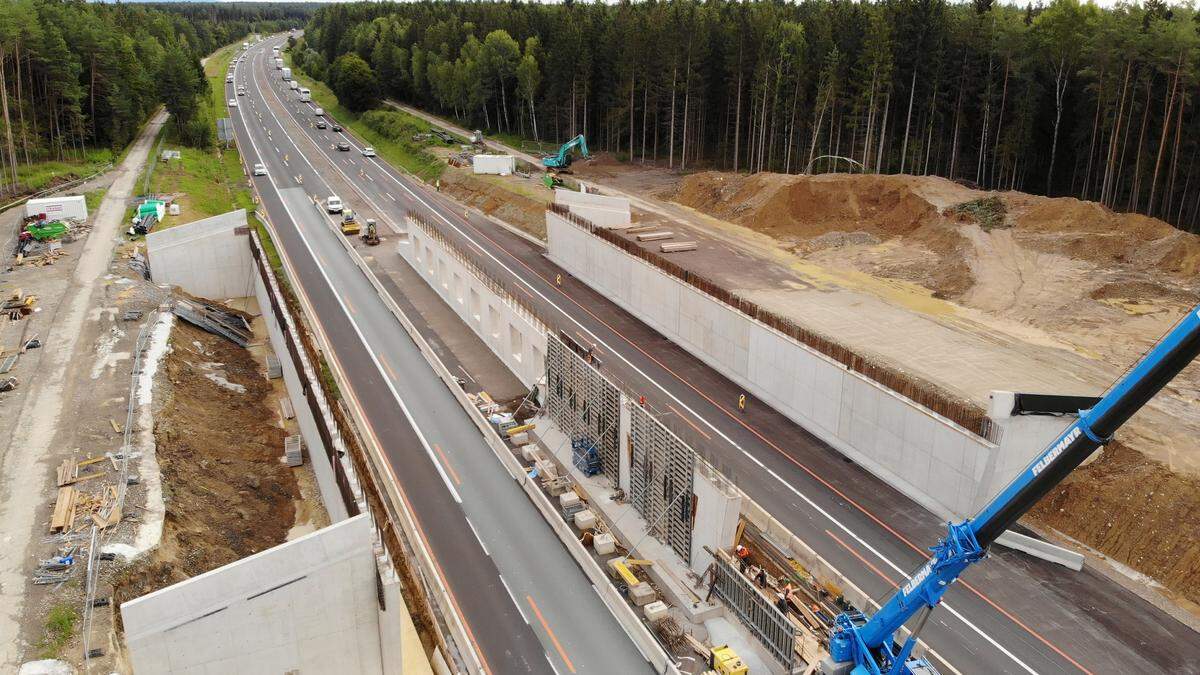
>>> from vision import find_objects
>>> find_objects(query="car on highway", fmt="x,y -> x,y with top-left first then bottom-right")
227,98 -> 237,107
252,163 -> 267,176
326,195 -> 343,213
336,141 -> 351,151
237,88 -> 245,96
225,75 -> 233,83
360,147 -> 376,157
316,119 -> 327,129
314,107 -> 325,116
331,124 -> 343,132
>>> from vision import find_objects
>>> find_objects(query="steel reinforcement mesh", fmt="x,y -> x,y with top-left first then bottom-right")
711,552 -> 797,669
629,404 -> 695,564
545,333 -> 621,484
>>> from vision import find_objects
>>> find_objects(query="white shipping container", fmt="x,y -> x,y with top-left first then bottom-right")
26,195 -> 87,222
472,154 -> 515,176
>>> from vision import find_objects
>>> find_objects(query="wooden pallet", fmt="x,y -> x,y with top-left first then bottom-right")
50,487 -> 78,532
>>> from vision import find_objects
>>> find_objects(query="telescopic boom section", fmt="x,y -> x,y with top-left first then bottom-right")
826,305 -> 1200,675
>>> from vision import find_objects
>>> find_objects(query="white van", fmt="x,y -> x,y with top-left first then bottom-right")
298,88 -> 311,102
325,195 -> 343,213
313,107 -> 325,116
290,81 -> 299,90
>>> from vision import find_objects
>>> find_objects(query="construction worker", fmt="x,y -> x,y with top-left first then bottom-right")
556,273 -> 562,286
738,394 -> 747,412
735,544 -> 751,573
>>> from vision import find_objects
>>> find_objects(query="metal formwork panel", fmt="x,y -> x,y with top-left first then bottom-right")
711,553 -> 797,670
629,404 -> 695,563
544,334 -> 620,483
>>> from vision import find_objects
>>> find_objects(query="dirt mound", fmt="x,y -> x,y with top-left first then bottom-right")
442,169 -> 548,239
674,172 -> 958,240
1028,441 -> 1200,606
114,318 -> 297,606
673,171 -> 1200,283
1008,195 -> 1200,276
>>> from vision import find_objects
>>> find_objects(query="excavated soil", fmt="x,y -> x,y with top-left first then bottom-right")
441,165 -> 550,239
1029,441 -> 1200,606
113,319 -> 298,606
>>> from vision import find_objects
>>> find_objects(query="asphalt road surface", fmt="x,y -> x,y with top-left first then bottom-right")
228,39 -> 655,675
236,34 -> 1200,675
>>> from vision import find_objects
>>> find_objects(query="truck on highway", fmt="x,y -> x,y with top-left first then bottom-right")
282,67 -> 292,81
275,58 -> 283,70
298,88 -> 311,102
289,80 -> 299,91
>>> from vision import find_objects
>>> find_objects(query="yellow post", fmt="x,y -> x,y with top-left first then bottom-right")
738,394 -> 746,412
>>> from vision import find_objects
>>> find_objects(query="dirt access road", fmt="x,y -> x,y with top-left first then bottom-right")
0,108 -> 166,669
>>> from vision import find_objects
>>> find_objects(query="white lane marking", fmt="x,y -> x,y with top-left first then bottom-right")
466,518 -> 489,556
362,126 -> 1036,675
257,78 -> 399,234
498,575 -> 529,625
233,77 -> 464,507
386,192 -> 396,201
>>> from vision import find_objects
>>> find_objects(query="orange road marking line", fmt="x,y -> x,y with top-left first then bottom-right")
433,444 -> 462,485
526,595 -> 576,673
826,529 -> 897,589
667,403 -> 711,440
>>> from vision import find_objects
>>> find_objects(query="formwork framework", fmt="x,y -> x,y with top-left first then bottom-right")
711,551 -> 798,670
629,404 -> 695,564
545,333 -> 621,484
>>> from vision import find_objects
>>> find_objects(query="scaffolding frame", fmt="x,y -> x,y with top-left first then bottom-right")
545,333 -> 621,484
711,551 -> 798,670
629,404 -> 695,564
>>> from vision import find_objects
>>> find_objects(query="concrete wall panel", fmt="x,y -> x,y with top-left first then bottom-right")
547,210 -> 1022,520
147,210 -> 256,300
401,228 -> 546,388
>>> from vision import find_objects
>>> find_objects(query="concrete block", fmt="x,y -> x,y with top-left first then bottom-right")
593,532 -> 616,555
643,600 -> 670,623
520,444 -> 542,462
628,582 -> 657,606
509,432 -> 530,446
574,509 -> 597,530
559,491 -> 581,510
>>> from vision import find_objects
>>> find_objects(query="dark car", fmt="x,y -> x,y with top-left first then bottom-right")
316,119 -> 327,129
332,124 -> 343,132
336,141 -> 351,151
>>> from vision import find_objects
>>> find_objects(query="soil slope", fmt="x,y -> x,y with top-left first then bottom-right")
114,319 -> 298,605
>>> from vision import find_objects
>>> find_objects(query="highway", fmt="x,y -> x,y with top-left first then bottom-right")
228,38 -> 655,675
242,35 -> 1200,675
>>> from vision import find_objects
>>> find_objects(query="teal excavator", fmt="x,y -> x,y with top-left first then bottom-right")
542,134 -> 590,171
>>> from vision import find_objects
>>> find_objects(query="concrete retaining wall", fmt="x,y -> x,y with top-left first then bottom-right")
401,221 -> 547,388
547,211 -> 1063,520
554,188 -> 631,228
253,267 -> 350,522
122,515 -> 384,674
147,209 -> 256,300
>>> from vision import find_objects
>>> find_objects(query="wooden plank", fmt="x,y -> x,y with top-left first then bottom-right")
50,487 -> 76,532
78,455 -> 107,467
279,397 -> 295,420
109,419 -> 123,433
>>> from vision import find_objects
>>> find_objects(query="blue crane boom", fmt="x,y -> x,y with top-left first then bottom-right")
824,305 -> 1200,675
542,134 -> 590,170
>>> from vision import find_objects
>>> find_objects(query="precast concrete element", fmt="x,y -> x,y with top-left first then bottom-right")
146,209 -> 256,300
121,515 -> 395,675
401,215 -> 547,388
546,210 -> 1069,521
554,188 -> 632,228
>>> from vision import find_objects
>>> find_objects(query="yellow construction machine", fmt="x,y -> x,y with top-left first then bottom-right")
360,218 -> 380,245
340,208 -> 360,235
